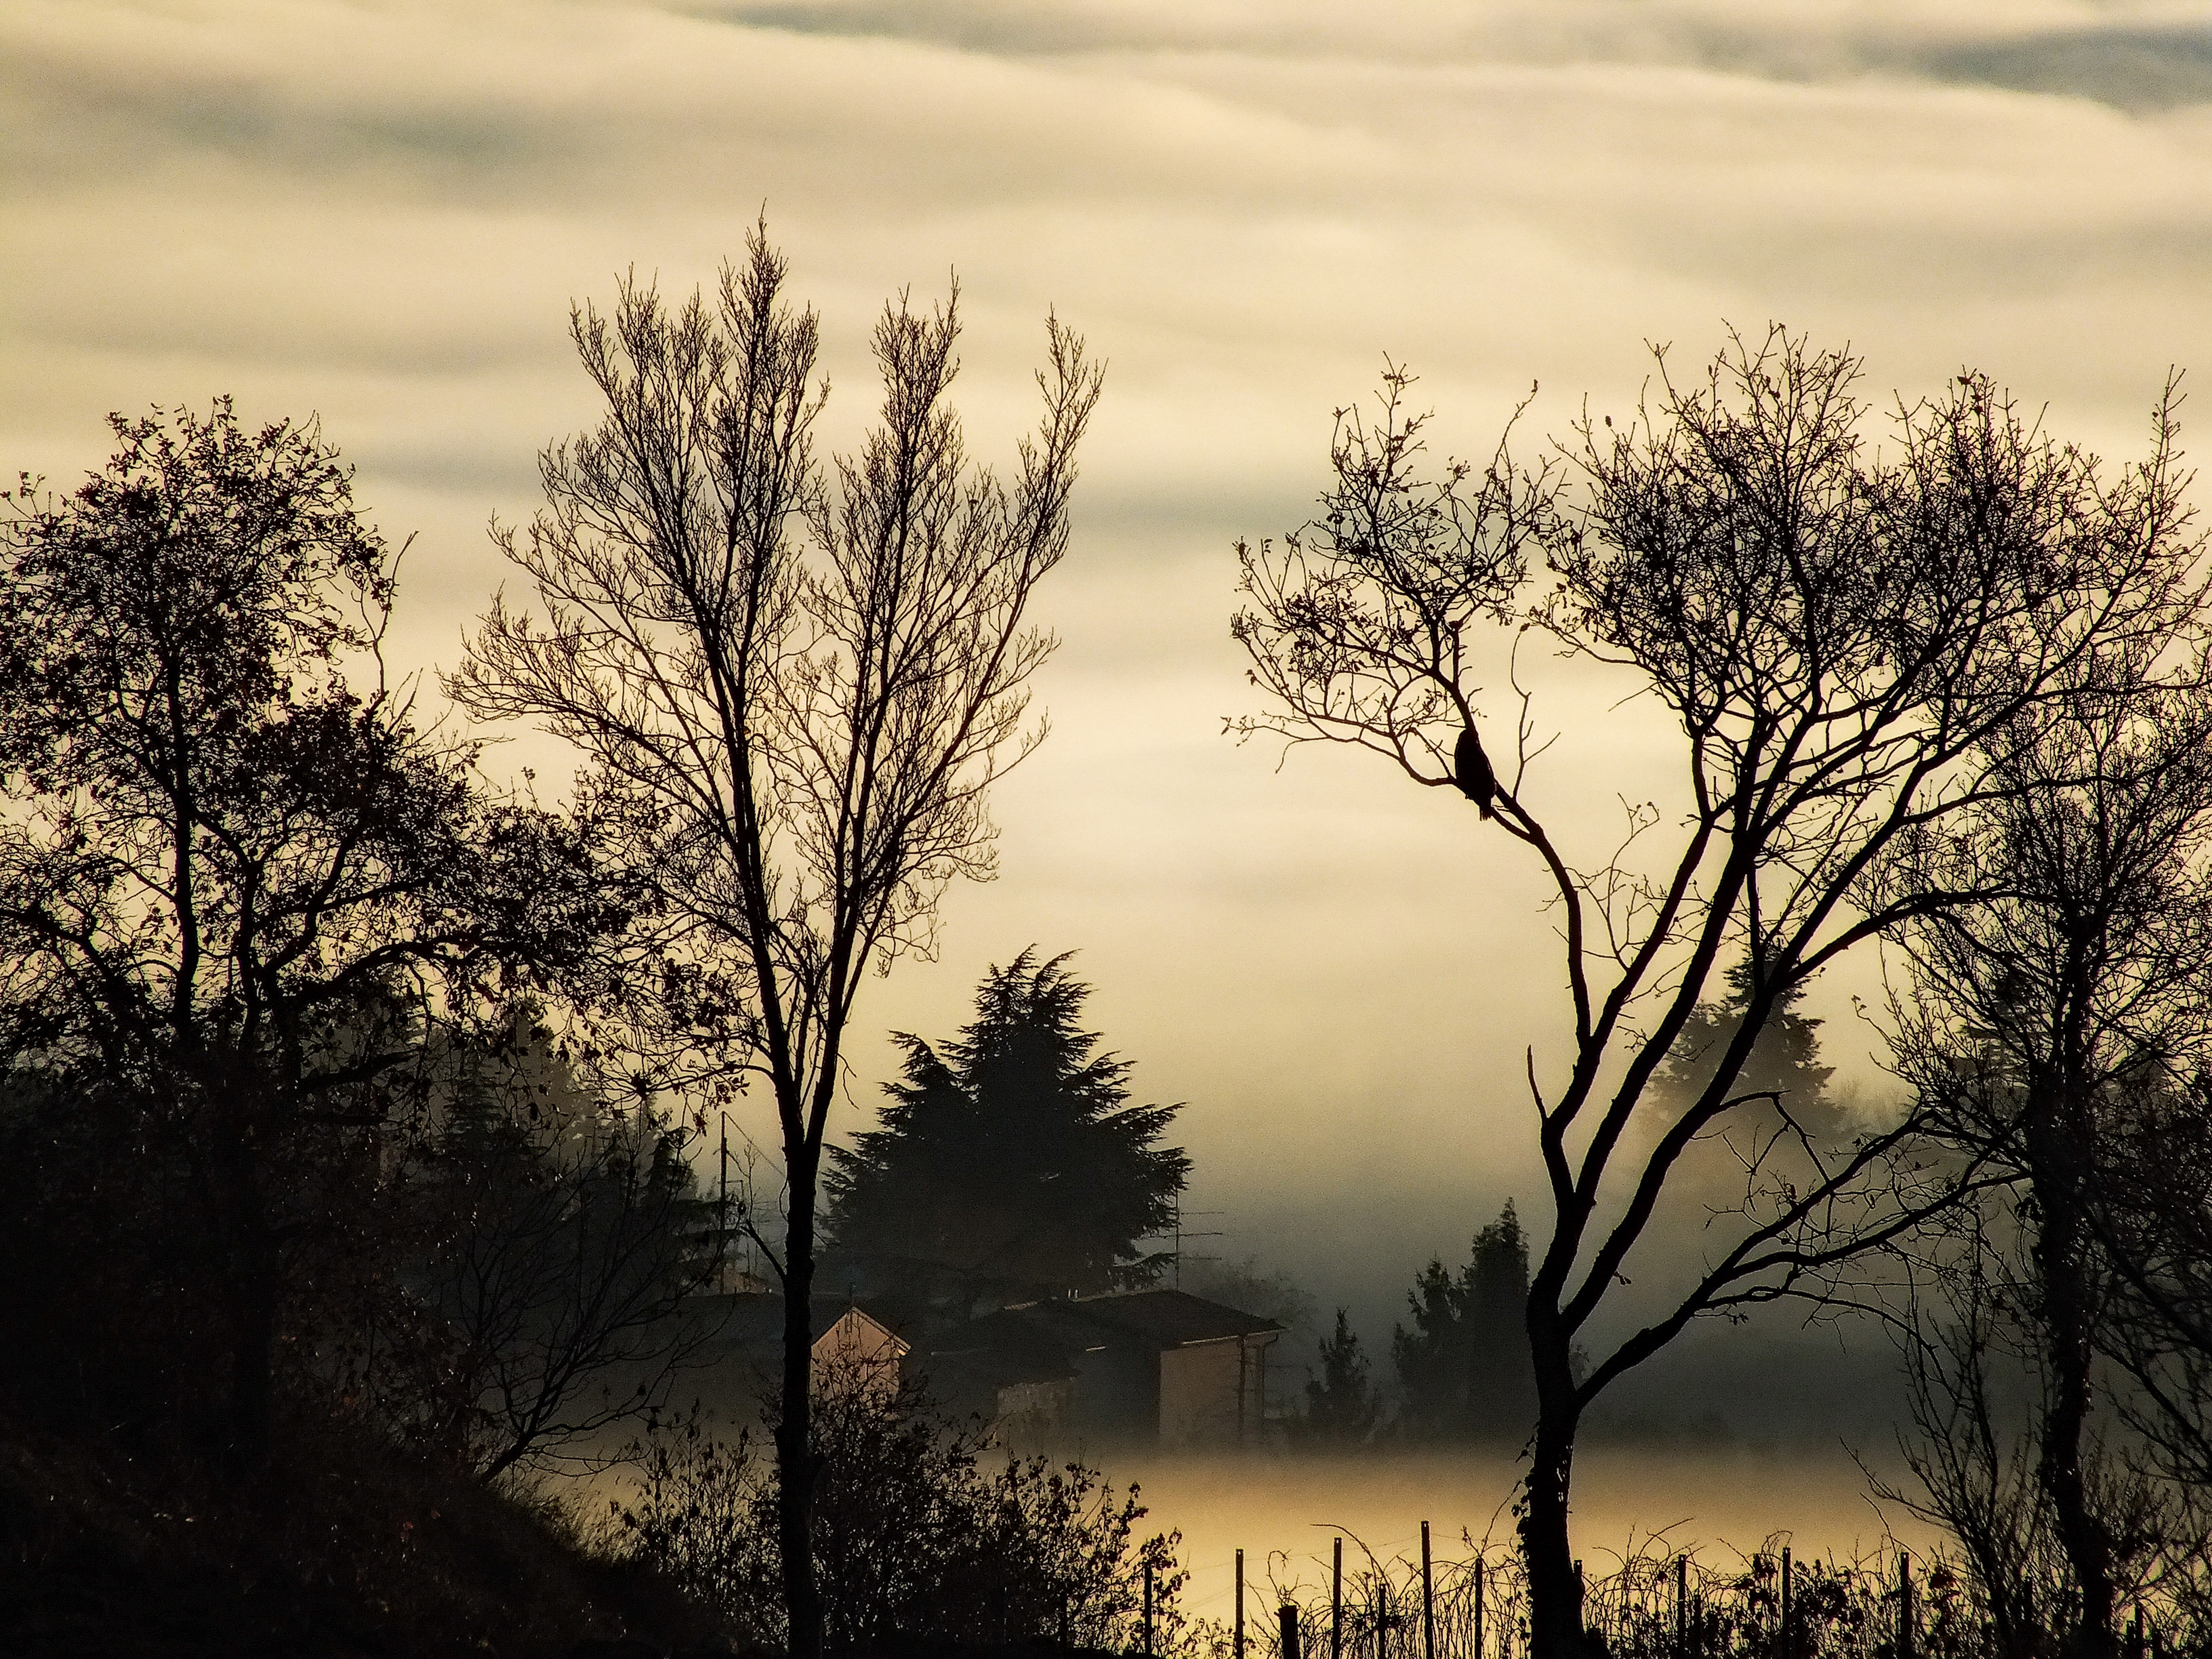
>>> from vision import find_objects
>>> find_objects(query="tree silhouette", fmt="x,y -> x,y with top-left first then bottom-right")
405,1013 -> 722,1480
1392,1202 -> 1537,1443
1288,1310 -> 1382,1452
0,402 -> 608,1461
1653,960 -> 1838,1133
1233,334 -> 2208,1655
452,226 -> 1102,1659
1883,677 -> 2212,1658
826,949 -> 1187,1309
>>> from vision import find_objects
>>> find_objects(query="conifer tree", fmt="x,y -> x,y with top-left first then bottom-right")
1391,1202 -> 1537,1441
1288,1310 -> 1382,1452
1653,959 -> 1842,1139
825,950 -> 1187,1310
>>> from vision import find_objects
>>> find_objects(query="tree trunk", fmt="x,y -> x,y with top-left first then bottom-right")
2029,1081 -> 2114,1659
779,1148 -> 824,1659
1522,1327 -> 1590,1659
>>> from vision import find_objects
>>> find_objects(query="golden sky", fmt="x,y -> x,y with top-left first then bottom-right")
8,0 -> 2212,1337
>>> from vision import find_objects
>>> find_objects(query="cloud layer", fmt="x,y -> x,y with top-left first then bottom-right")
6,0 -> 2209,1345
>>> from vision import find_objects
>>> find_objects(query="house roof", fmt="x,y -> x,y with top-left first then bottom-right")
1065,1288 -> 1287,1346
924,1307 -> 1084,1385
692,1292 -> 908,1357
1004,1288 -> 1286,1352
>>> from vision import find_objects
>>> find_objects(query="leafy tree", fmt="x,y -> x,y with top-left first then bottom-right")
0,401 -> 607,1460
1392,1202 -> 1538,1443
452,227 -> 1102,1659
826,949 -> 1188,1308
1288,1309 -> 1383,1452
1233,334 -> 2207,1654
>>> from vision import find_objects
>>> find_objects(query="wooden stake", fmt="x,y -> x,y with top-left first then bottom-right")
1421,1522 -> 1435,1659
1332,1537 -> 1344,1659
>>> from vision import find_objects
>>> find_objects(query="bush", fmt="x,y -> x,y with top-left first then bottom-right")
612,1362 -> 1185,1653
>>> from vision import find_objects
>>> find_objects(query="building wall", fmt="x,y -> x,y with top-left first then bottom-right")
814,1308 -> 907,1399
995,1377 -> 1079,1451
1159,1337 -> 1246,1446
1156,1333 -> 1280,1446
1070,1343 -> 1156,1441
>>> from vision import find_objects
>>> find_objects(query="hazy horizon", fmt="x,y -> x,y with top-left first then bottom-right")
9,0 -> 2209,1467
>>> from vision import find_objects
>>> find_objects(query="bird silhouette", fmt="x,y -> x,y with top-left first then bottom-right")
1454,725 -> 1497,820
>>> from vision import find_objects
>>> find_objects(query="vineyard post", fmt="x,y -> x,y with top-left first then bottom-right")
1332,1537 -> 1344,1659
1422,1522 -> 1435,1659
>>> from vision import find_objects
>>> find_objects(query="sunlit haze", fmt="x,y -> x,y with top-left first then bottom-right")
9,0 -> 2209,1442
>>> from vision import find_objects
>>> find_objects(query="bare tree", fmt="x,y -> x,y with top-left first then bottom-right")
2104,1077 -> 2212,1494
1884,670 -> 2212,1658
1232,334 -> 2206,1655
452,225 -> 1102,1658
1875,1243 -> 2078,1659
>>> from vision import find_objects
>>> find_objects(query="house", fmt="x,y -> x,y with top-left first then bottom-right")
690,1293 -> 911,1411
920,1288 -> 1282,1448
914,1306 -> 1084,1444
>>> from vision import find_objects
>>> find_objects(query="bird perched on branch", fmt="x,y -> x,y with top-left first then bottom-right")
1454,724 -> 1497,820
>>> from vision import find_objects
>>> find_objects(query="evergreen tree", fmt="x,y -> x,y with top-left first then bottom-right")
825,950 -> 1188,1309
1391,1202 -> 1537,1442
1653,958 -> 1841,1135
1287,1309 -> 1382,1452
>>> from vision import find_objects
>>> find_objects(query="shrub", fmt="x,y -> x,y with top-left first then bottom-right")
612,1361 -> 1185,1653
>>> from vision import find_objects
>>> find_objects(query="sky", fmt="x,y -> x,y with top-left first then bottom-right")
8,0 -> 2212,1395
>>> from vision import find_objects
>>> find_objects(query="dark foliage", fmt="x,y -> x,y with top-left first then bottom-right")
400,1013 -> 725,1480
0,401 -> 617,1461
1392,1202 -> 1538,1444
1256,1530 -> 2191,1659
1653,961 -> 1843,1140
1287,1310 -> 1383,1452
826,950 -> 1188,1309
0,1411 -> 719,1659
613,1362 -> 1184,1655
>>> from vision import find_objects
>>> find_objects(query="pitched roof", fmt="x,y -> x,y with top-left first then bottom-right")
692,1292 -> 908,1356
1009,1288 -> 1285,1350
923,1308 -> 1081,1388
